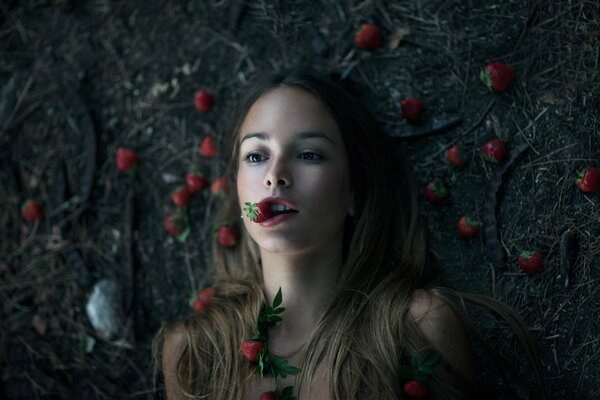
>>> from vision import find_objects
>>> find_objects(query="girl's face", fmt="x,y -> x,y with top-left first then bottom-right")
237,86 -> 354,255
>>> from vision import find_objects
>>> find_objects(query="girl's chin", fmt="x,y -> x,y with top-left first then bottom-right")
253,237 -> 314,255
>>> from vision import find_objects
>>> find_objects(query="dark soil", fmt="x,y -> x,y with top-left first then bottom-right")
1,1 -> 599,399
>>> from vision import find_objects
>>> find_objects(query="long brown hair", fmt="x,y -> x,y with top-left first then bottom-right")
153,70 -> 546,399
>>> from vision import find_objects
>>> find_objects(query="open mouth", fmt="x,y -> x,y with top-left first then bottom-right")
269,203 -> 298,217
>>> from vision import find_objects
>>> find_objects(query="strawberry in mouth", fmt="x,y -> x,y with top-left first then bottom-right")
243,201 -> 273,223
243,201 -> 298,223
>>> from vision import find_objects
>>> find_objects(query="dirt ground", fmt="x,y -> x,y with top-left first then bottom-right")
1,0 -> 599,399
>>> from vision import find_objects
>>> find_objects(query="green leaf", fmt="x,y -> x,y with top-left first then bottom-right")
414,371 -> 429,382
417,365 -> 434,376
176,227 -> 191,243
272,307 -> 285,314
273,287 -> 282,308
270,356 -> 301,379
282,386 -> 293,396
279,386 -> 296,400
421,351 -> 442,368
398,365 -> 413,382
254,349 -> 269,376
411,354 -> 422,369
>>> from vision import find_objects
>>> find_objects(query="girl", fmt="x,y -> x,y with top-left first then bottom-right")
154,70 -> 544,399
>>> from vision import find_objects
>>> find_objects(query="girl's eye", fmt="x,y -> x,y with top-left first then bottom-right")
242,153 -> 265,163
298,152 -> 323,161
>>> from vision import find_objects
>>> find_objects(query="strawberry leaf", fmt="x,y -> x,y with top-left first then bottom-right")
279,386 -> 296,400
251,333 -> 266,342
480,69 -> 492,90
398,366 -> 414,383
421,351 -> 442,368
270,356 -> 301,379
414,371 -> 429,382
255,349 -> 270,376
176,227 -> 191,243
273,287 -> 283,308
417,365 -> 434,376
411,354 -> 422,370
243,202 -> 259,220
405,351 -> 441,383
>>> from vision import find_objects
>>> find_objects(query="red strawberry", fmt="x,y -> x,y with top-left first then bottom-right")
217,225 -> 238,247
240,339 -> 264,362
163,213 -> 187,236
243,201 -> 273,223
171,186 -> 192,208
481,138 -> 506,164
259,392 -> 276,400
354,23 -> 382,50
211,176 -> 230,195
576,167 -> 600,193
194,89 -> 214,112
424,179 -> 448,204
190,287 -> 215,313
457,216 -> 481,239
480,62 -> 515,93
400,98 -> 422,123
447,145 -> 467,168
517,251 -> 543,276
199,135 -> 218,158
186,172 -> 208,194
403,380 -> 428,399
21,200 -> 44,222
115,147 -> 139,172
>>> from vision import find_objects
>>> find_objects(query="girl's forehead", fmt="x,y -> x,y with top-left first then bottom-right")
239,86 -> 341,142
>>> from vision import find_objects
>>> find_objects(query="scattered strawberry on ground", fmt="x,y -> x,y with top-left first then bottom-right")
424,179 -> 449,204
517,251 -> 543,276
447,144 -> 467,168
199,135 -> 218,158
401,97 -> 422,123
185,172 -> 208,193
115,147 -> 140,173
457,216 -> 481,239
211,176 -> 230,195
576,167 -> 600,193
170,186 -> 192,208
21,200 -> 44,222
190,287 -> 215,313
480,62 -> 515,93
354,23 -> 382,50
194,89 -> 214,112
481,137 -> 506,164
217,225 -> 239,247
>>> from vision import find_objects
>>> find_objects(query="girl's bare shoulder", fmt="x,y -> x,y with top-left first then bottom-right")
162,321 -> 187,356
161,321 -> 189,399
407,289 -> 475,382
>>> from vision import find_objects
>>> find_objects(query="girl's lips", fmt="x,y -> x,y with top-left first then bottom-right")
258,212 -> 298,227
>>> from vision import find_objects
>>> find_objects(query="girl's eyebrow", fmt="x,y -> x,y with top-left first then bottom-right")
240,131 -> 335,145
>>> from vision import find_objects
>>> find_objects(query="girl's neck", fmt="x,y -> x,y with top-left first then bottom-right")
259,240 -> 344,349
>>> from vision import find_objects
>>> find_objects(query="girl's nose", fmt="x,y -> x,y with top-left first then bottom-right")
264,159 -> 291,188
